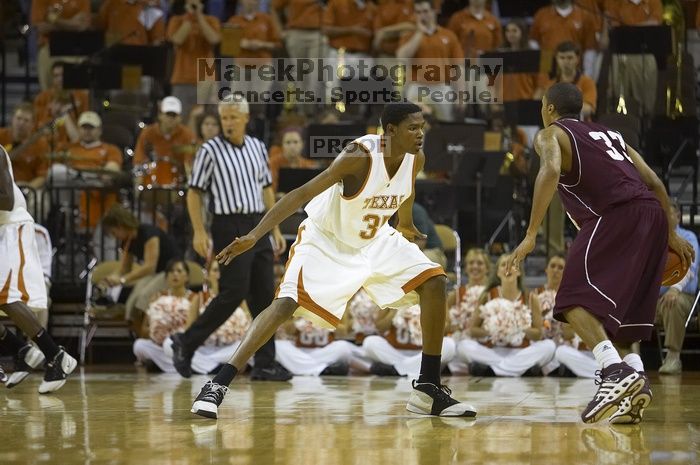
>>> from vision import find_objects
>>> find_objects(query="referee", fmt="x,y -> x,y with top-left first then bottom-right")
169,96 -> 290,380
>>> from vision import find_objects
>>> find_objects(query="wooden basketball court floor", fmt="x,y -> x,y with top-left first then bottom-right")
1,371 -> 698,465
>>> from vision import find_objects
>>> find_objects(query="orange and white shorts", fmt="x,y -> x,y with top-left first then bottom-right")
0,222 -> 47,309
277,219 -> 445,329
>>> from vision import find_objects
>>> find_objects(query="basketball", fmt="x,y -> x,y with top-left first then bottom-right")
662,249 -> 689,286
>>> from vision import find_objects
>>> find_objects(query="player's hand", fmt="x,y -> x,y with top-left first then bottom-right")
505,233 -> 536,276
217,234 -> 256,265
193,230 -> 213,259
668,231 -> 695,270
396,223 -> 427,243
271,227 -> 287,257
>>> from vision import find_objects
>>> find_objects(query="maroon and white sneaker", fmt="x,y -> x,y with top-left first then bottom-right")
610,371 -> 652,424
581,362 -> 645,424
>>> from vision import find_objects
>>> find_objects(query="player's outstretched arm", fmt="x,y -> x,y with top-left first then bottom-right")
505,126 -> 562,274
395,150 -> 427,242
626,144 -> 695,268
0,148 -> 15,211
216,144 -> 369,265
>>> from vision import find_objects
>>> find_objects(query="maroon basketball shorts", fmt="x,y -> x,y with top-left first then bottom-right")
554,199 -> 668,341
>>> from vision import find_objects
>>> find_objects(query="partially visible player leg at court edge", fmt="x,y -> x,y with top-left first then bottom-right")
405,275 -> 477,418
191,277 -> 477,419
563,308 -> 650,424
0,302 -> 77,393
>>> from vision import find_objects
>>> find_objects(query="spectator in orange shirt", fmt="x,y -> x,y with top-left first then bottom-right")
272,0 -> 327,108
97,0 -> 166,46
535,41 -> 597,121
268,127 -> 320,192
499,19 -> 538,102
323,0 -> 375,57
134,96 -> 197,189
0,103 -> 50,190
603,0 -> 662,117
530,0 -> 598,78
397,0 -> 464,122
447,0 -> 501,58
227,0 -> 282,117
31,0 -> 91,90
33,61 -> 84,151
373,0 -> 415,57
62,112 -> 124,229
167,0 -> 221,120
272,0 -> 325,57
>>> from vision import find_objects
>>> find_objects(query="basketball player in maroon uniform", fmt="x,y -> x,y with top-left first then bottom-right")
507,82 -> 695,424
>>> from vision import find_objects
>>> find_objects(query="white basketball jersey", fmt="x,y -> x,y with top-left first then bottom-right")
0,148 -> 34,226
305,134 -> 415,249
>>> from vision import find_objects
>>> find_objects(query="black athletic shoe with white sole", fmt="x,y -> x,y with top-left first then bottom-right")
170,333 -> 193,379
610,370 -> 652,424
406,380 -> 477,417
581,362 -> 645,424
0,365 -> 7,384
38,348 -> 77,394
7,344 -> 45,388
191,381 -> 229,419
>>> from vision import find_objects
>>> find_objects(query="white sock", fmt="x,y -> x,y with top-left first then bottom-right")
592,340 -> 622,369
623,353 -> 644,372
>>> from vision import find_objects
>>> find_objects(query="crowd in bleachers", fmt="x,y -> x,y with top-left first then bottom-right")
2,0 -> 700,373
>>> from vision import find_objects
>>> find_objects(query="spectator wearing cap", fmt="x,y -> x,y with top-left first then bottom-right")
133,96 -> 197,190
65,112 -> 124,228
167,0 -> 222,120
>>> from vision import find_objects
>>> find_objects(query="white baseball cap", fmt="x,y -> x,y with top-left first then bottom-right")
160,96 -> 182,115
78,111 -> 102,127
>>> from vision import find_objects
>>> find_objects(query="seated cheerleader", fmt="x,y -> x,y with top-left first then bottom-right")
136,260 -> 252,374
273,316 -> 358,376
362,303 -> 456,378
446,248 -> 491,374
456,254 -> 556,376
534,254 -> 597,378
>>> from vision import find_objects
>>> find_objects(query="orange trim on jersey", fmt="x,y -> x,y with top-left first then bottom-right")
401,266 -> 446,293
0,271 -> 12,306
341,143 -> 372,201
275,226 -> 306,299
297,268 -> 340,327
17,224 -> 29,303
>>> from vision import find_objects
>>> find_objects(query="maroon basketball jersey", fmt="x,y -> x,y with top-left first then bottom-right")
552,118 -> 658,226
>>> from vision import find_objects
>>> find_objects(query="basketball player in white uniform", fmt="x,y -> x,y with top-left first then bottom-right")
0,146 -> 77,393
190,102 -> 477,419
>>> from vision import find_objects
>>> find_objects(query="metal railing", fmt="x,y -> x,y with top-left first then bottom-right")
21,184 -> 190,297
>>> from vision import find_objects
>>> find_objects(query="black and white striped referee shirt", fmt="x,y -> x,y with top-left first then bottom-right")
189,135 -> 272,215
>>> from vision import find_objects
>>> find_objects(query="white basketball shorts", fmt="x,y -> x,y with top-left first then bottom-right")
276,219 -> 445,328
0,222 -> 48,309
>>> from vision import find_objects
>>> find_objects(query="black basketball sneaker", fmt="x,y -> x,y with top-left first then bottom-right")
191,381 -> 229,419
406,380 -> 477,417
581,362 -> 645,423
610,370 -> 652,424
